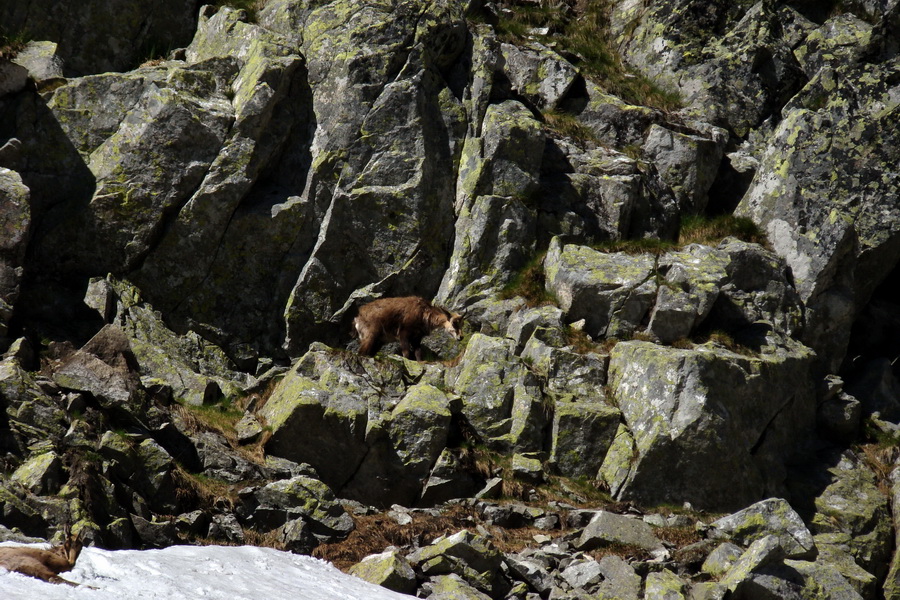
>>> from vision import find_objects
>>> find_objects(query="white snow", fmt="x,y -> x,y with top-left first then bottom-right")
0,542 -> 411,600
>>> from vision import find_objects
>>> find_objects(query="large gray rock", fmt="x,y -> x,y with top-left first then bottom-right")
809,451 -> 893,580
545,235 -> 803,346
0,0 -> 201,76
649,239 -> 803,344
446,334 -> 530,449
550,399 -> 620,479
538,136 -> 678,243
22,0 -> 473,362
437,99 -> 543,306
793,13 -> 872,77
281,0 -> 465,352
576,510 -> 667,557
84,276 -> 252,404
132,7 -> 311,357
506,305 -> 565,353
589,556 -> 641,599
884,466 -> 900,600
784,560 -> 871,600
10,451 -> 63,495
544,237 -> 657,339
736,57 -> 900,372
341,382 -> 456,506
641,124 -> 726,214
349,549 -> 417,595
423,574 -> 492,600
708,498 -> 817,560
504,553 -> 553,595
262,346 -> 457,506
498,42 -> 579,110
260,355 -> 371,493
559,558 -> 604,590
419,449 -> 481,507
40,57 -> 235,276
814,544 -> 878,599
718,535 -> 788,595
241,475 -> 353,540
408,530 -> 503,596
565,79 -> 662,148
613,0 -> 806,136
10,41 -> 65,82
52,325 -> 146,414
644,568 -> 687,600
0,169 -> 30,342
607,338 -> 816,510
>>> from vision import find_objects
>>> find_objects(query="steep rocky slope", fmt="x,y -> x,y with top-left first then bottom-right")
2,0 -> 900,598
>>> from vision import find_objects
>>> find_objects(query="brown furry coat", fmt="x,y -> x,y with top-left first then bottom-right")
0,532 -> 83,586
353,296 -> 462,361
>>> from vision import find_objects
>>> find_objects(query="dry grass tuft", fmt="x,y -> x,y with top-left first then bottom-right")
858,441 -> 900,495
594,238 -> 677,256
587,542 -> 652,562
566,327 -> 599,354
500,252 -> 557,308
174,396 -> 269,466
0,32 -> 28,60
313,504 -> 479,571
243,528 -> 285,550
654,525 -> 703,549
678,214 -> 767,247
543,109 -> 600,144
699,330 -> 757,357
670,338 -> 695,349
490,0 -> 682,111
172,464 -> 237,509
488,525 -> 559,554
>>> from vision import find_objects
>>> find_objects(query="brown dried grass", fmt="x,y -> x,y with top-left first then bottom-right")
312,504 -> 479,571
653,525 -> 703,549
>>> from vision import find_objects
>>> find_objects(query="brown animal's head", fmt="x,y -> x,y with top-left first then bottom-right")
60,527 -> 83,564
441,311 -> 463,340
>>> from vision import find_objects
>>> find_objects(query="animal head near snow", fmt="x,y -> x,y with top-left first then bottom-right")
352,296 -> 463,361
0,527 -> 84,586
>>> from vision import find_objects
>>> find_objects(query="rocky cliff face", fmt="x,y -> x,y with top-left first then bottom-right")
2,0 -> 900,598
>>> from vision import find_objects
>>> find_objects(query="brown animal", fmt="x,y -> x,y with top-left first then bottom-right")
0,529 -> 84,586
353,296 -> 463,361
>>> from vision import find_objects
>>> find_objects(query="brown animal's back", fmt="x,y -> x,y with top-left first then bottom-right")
358,296 -> 436,336
354,296 -> 460,360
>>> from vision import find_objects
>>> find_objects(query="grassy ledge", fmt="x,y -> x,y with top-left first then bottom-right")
488,0 -> 682,111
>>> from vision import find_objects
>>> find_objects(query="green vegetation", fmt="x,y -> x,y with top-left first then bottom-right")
678,214 -> 767,246
594,236 -> 677,255
500,251 -> 557,307
565,326 -> 598,354
0,30 -> 29,60
542,108 -> 600,144
180,399 -> 245,435
696,329 -> 758,356
594,214 -> 768,256
488,0 -> 682,111
176,395 -> 268,465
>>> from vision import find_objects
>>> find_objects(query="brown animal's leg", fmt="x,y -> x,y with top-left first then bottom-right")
359,337 -> 378,356
48,574 -> 79,586
410,336 -> 424,362
22,563 -> 65,584
398,337 -> 411,359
